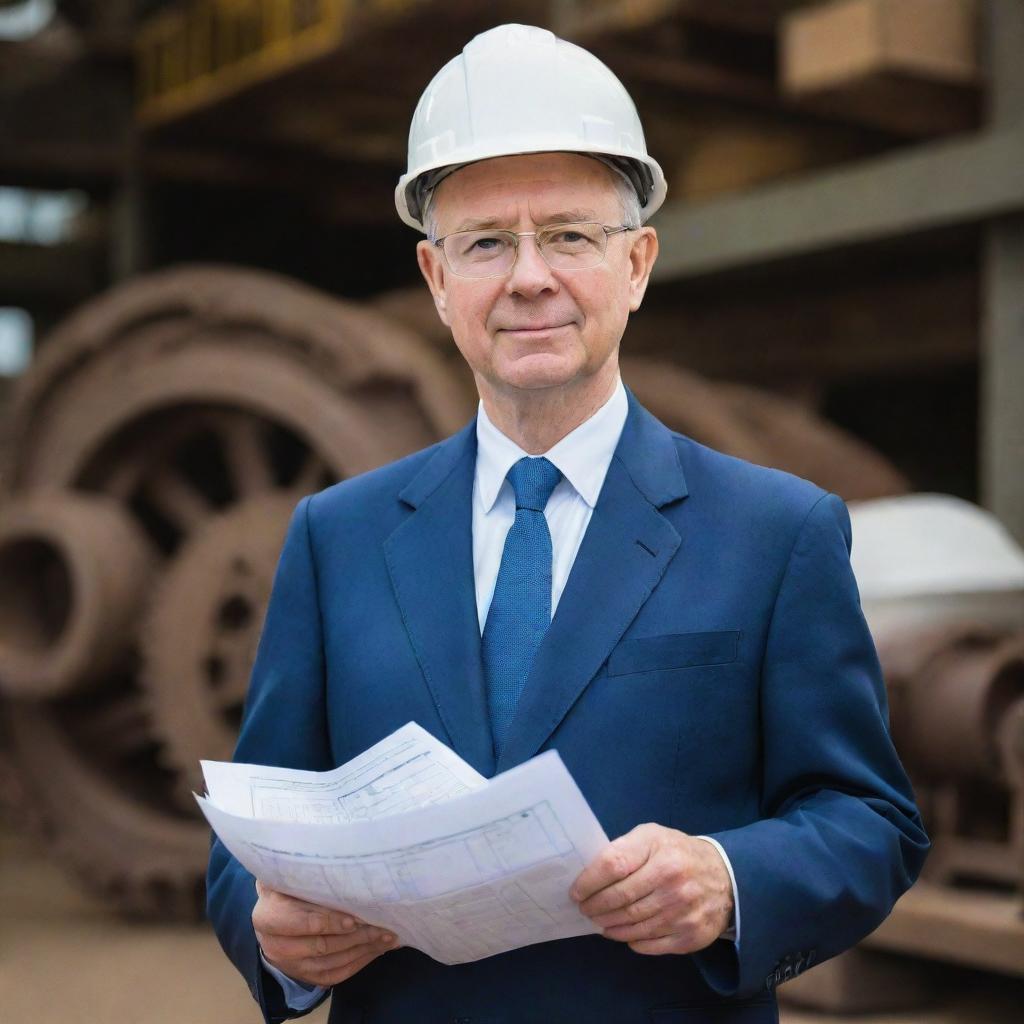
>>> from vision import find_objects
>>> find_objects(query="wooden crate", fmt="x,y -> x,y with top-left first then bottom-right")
780,0 -> 980,135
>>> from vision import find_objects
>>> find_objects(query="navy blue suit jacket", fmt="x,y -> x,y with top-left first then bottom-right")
207,390 -> 929,1024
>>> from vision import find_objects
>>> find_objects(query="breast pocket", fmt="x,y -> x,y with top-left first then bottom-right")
607,630 -> 741,677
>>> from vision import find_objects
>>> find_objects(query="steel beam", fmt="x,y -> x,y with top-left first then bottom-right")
980,0 -> 1024,542
650,123 -> 1024,282
982,220 -> 1024,542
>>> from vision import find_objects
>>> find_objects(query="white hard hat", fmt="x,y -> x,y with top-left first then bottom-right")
395,23 -> 667,232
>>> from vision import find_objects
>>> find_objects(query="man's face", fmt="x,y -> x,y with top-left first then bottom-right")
416,152 -> 658,399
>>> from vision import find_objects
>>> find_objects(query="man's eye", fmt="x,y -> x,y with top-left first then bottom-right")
546,224 -> 602,245
472,237 -> 503,250
459,235 -> 508,258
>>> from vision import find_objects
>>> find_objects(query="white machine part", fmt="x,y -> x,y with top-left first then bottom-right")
848,493 -> 1024,636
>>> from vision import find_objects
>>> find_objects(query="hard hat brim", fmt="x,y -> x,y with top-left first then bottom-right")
395,145 -> 667,232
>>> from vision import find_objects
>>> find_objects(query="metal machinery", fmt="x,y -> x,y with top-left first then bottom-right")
780,495 -> 1024,1008
0,264 -> 911,918
871,625 -> 1024,977
887,627 -> 1024,896
0,264 -> 470,915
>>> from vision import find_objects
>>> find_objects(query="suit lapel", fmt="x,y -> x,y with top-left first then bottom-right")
496,393 -> 688,772
383,421 -> 496,778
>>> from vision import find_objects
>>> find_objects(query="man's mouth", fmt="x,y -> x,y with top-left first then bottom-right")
497,322 -> 572,333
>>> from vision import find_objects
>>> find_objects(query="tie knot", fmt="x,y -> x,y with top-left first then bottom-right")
507,457 -> 561,511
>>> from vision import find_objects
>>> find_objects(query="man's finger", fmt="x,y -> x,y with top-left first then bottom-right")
610,903 -> 721,950
259,924 -> 391,963
578,858 -> 663,920
590,884 -> 674,928
256,883 -> 364,924
309,945 -> 388,988
301,932 -> 397,977
602,910 -> 673,943
252,890 -> 360,937
570,833 -> 652,903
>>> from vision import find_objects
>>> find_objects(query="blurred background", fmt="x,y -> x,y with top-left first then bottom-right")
0,0 -> 1022,1021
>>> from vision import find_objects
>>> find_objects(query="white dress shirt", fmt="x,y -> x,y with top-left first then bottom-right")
472,374 -> 630,632
264,376 -> 739,1009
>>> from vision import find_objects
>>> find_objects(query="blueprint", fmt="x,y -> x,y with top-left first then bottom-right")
197,724 -> 609,964
201,722 -> 487,823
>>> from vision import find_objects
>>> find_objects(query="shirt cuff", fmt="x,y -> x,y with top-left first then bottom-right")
260,948 -> 328,1011
694,835 -> 741,947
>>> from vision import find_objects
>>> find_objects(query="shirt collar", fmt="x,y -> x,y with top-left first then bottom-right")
475,376 -> 628,513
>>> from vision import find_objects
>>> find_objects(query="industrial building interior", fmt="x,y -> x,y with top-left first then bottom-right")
0,1 -> 1022,1021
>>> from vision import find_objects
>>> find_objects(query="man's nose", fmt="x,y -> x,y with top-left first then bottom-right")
504,235 -> 559,297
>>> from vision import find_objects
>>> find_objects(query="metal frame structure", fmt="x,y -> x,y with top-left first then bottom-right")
135,0 -> 409,126
651,0 -> 1024,543
981,0 -> 1024,550
650,126 -> 1024,280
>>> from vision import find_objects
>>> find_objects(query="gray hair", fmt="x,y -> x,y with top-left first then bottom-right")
423,162 -> 642,243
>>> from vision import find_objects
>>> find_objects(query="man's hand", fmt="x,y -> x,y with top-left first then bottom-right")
570,824 -> 733,955
253,880 -> 399,987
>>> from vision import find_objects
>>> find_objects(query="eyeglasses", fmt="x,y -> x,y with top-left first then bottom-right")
433,222 -> 635,279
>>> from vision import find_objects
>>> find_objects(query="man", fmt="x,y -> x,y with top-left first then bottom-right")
207,24 -> 928,1024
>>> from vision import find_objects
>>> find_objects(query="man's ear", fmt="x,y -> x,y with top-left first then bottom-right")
627,227 -> 658,313
416,240 -> 451,327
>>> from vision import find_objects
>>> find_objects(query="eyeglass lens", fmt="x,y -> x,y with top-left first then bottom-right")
443,223 -> 610,277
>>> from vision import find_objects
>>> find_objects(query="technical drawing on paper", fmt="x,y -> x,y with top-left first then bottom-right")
199,726 -> 609,964
235,800 -> 595,963
250,748 -> 476,824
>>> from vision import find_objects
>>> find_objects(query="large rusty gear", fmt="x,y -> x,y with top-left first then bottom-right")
0,265 -> 472,492
0,702 -> 210,918
0,265 -> 473,918
620,356 -> 909,501
0,491 -> 157,698
139,494 -> 298,803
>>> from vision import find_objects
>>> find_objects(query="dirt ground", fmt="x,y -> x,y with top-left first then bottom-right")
0,824 -> 330,1024
2,824 -> 1019,1024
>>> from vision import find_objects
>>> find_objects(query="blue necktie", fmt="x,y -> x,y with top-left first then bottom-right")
482,456 -> 563,756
